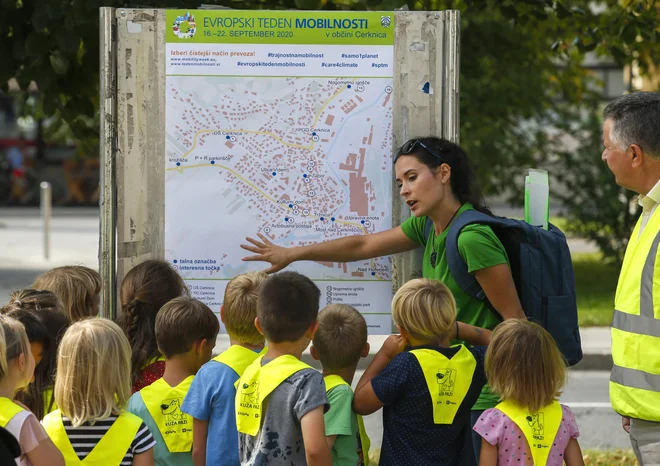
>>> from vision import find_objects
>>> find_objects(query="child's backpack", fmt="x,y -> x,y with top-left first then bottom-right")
426,210 -> 583,366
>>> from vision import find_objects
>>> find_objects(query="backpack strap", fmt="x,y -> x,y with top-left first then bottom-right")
445,210 -> 534,303
424,216 -> 434,245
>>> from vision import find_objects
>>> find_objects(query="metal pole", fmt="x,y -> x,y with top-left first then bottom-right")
40,181 -> 51,260
99,7 -> 118,319
443,10 -> 460,144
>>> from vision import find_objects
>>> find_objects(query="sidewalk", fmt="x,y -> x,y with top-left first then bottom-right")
0,207 -> 612,370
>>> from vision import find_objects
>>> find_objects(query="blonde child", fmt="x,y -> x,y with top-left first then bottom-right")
0,315 -> 64,466
181,271 -> 266,466
310,304 -> 371,466
129,297 -> 219,466
473,319 -> 583,466
42,319 -> 156,465
32,266 -> 102,321
236,271 -> 330,466
118,260 -> 189,392
353,278 -> 491,466
2,289 -> 70,419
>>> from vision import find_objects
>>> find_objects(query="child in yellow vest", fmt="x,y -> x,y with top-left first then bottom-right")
473,319 -> 584,466
42,318 -> 156,465
310,304 -> 371,466
2,289 -> 70,420
118,260 -> 189,393
235,271 -> 331,466
353,278 -> 492,466
129,297 -> 220,466
0,315 -> 63,466
181,272 -> 267,466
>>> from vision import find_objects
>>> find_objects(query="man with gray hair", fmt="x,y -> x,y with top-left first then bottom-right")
603,91 -> 660,465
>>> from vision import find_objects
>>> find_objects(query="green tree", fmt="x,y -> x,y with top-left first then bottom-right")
1,0 -> 658,259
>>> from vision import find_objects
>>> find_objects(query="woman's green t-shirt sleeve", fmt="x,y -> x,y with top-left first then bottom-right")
400,215 -> 427,246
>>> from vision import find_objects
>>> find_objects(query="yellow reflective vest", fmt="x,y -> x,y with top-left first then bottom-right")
324,374 -> 370,466
610,207 -> 660,421
0,397 -> 24,428
409,346 -> 477,424
43,409 -> 143,465
496,400 -> 562,466
235,355 -> 311,436
140,376 -> 194,453
213,345 -> 265,377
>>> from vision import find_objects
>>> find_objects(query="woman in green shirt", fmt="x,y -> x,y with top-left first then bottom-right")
241,137 -> 525,464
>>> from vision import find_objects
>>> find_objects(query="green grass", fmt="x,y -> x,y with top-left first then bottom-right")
583,449 -> 638,465
573,252 -> 619,327
369,449 -> 637,465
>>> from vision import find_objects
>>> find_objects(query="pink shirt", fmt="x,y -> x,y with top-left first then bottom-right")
473,404 -> 579,466
5,410 -> 49,466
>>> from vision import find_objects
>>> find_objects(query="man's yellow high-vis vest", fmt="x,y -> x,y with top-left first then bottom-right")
610,207 -> 660,421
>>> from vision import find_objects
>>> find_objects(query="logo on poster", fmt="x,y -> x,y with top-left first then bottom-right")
173,12 -> 197,39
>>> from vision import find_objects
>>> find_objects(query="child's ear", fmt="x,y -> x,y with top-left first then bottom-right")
307,321 -> 319,340
16,352 -> 26,372
396,325 -> 411,344
195,338 -> 208,354
254,317 -> 265,336
361,342 -> 370,358
220,305 -> 226,324
310,345 -> 320,361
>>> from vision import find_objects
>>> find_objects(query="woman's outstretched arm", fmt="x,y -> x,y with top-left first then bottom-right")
241,226 -> 419,273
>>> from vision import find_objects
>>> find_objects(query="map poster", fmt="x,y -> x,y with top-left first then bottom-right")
164,10 -> 395,334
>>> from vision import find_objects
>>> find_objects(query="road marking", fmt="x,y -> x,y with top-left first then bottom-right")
564,402 -> 612,409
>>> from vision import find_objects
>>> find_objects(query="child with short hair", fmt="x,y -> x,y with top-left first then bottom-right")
236,271 -> 331,466
42,319 -> 156,466
118,260 -> 189,392
2,289 -> 70,419
473,319 -> 583,466
310,304 -> 371,466
353,278 -> 491,466
129,297 -> 219,466
0,315 -> 64,466
33,265 -> 102,321
181,272 -> 266,466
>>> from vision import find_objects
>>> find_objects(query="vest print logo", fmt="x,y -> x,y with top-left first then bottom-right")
160,397 -> 189,428
241,381 -> 259,403
240,381 -> 261,415
436,368 -> 456,396
526,412 -> 545,440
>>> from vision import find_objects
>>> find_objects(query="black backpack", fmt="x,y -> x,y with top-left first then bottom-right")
425,210 -> 583,366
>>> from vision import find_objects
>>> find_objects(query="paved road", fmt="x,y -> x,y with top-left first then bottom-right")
0,208 -> 98,305
358,370 -> 629,453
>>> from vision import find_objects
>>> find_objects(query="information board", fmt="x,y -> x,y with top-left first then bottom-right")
164,10 -> 395,333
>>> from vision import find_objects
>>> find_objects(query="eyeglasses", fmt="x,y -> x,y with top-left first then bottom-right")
396,139 -> 446,164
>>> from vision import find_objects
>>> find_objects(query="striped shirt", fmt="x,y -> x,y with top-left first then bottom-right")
62,415 -> 156,465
